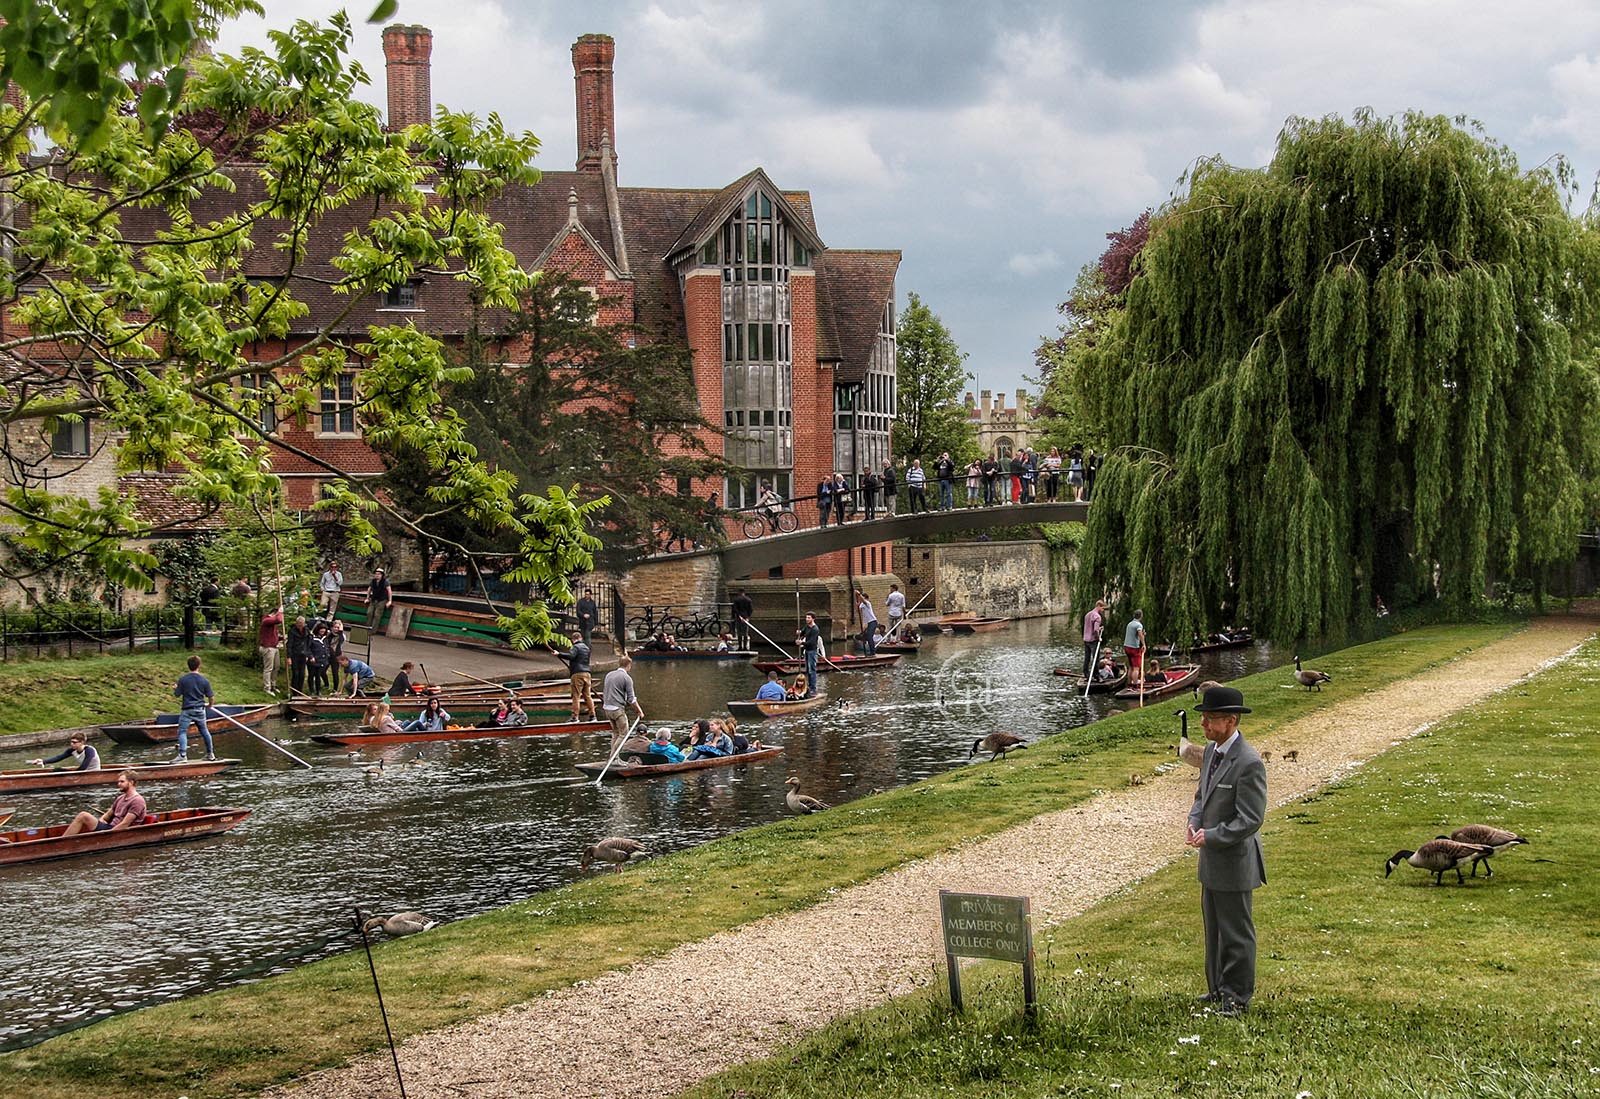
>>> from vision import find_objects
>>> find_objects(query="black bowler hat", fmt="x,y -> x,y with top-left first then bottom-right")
1194,685 -> 1251,714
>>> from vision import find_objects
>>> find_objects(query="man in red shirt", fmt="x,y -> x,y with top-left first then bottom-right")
62,771 -> 149,836
258,604 -> 284,695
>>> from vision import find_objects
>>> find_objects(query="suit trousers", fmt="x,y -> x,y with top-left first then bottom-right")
1201,886 -> 1255,1007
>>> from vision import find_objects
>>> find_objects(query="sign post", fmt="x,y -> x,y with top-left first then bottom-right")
938,890 -> 1036,1016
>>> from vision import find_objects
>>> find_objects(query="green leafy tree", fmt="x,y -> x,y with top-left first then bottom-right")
377,273 -> 728,578
1075,112 -> 1600,642
0,10 -> 598,648
893,292 -> 977,464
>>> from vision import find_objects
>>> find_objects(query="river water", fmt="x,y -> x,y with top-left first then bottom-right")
0,618 -> 1282,1047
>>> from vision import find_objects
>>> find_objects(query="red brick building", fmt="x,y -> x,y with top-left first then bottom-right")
25,26 -> 902,586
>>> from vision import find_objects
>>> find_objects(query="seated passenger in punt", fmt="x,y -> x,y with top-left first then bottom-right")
404,697 -> 451,732
1095,654 -> 1121,682
477,700 -> 512,728
503,700 -> 529,727
756,670 -> 788,701
713,633 -> 733,652
687,721 -> 734,760
61,770 -> 149,837
787,674 -> 809,699
29,732 -> 100,771
643,727 -> 685,764
1144,658 -> 1167,687
684,718 -> 710,753
363,702 -> 405,737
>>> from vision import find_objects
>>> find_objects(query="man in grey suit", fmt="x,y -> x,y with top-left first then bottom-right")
1185,684 -> 1267,1017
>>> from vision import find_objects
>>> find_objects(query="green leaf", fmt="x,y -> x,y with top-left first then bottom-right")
368,0 -> 400,23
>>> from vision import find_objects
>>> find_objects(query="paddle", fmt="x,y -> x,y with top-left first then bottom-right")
1081,639 -> 1103,700
207,706 -> 312,769
450,668 -> 517,696
592,715 -> 642,785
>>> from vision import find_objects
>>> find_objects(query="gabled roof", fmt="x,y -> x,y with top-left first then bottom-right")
815,249 -> 901,385
662,168 -> 826,265
530,188 -> 626,277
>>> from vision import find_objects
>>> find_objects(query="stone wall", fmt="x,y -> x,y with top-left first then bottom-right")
615,555 -> 724,614
895,539 -> 1066,619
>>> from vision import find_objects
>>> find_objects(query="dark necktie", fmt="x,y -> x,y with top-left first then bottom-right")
1207,748 -> 1225,786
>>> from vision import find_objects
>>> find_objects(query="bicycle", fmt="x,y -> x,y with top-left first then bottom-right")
742,508 -> 799,539
671,607 -> 724,641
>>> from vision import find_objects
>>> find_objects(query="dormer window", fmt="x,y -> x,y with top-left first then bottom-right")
380,283 -> 419,309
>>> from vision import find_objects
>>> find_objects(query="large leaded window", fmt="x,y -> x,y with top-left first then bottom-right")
710,188 -> 803,500
833,293 -> 898,476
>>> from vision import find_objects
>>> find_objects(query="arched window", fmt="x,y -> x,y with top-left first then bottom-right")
995,436 -> 1014,459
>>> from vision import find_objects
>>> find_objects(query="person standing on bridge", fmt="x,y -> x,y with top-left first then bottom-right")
1008,451 -> 1024,503
906,459 -> 928,513
831,472 -> 852,523
817,474 -> 833,527
965,459 -> 981,507
981,453 -> 1000,506
1068,448 -> 1085,501
861,466 -> 880,520
732,589 -> 754,651
935,452 -> 957,511
881,460 -> 897,516
601,655 -> 645,751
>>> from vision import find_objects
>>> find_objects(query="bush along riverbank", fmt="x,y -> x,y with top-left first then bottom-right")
0,622 -> 1536,1099
691,633 -> 1600,1099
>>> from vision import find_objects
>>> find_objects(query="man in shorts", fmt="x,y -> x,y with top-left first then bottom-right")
1124,608 -> 1147,691
62,770 -> 149,836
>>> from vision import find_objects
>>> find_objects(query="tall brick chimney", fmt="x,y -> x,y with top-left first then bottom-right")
572,34 -> 616,173
383,24 -> 433,130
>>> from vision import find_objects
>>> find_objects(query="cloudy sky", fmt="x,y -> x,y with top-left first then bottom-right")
216,1 -> 1600,395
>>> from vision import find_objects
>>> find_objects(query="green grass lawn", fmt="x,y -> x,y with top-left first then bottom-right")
0,622 -> 1534,1098
0,651 -> 273,736
689,636 -> 1600,1099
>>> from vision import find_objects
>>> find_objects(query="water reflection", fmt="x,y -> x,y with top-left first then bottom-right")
0,618 -> 1282,1045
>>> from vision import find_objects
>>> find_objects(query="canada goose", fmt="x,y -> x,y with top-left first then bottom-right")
1445,825 -> 1528,877
969,732 -> 1027,761
1385,839 -> 1494,885
834,699 -> 855,711
361,911 -> 438,937
784,775 -> 829,814
1293,655 -> 1332,691
1175,710 -> 1204,768
364,759 -> 385,776
1281,750 -> 1298,762
580,836 -> 648,873
1128,773 -> 1146,786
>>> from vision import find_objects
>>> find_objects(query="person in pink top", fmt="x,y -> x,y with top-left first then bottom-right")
258,604 -> 284,695
1082,598 -> 1106,682
62,771 -> 149,837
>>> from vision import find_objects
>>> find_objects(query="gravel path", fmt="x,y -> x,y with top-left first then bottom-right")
275,615 -> 1595,1099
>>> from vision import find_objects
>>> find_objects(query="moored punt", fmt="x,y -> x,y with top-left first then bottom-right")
726,694 -> 830,720
310,717 -> 610,747
0,758 -> 240,794
0,807 -> 251,867
0,807 -> 13,828
751,653 -> 902,674
286,690 -> 569,723
1112,664 -> 1202,701
100,705 -> 274,746
946,617 -> 1011,634
575,745 -> 785,779
628,648 -> 758,661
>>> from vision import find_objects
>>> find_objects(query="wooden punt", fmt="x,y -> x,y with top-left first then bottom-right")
873,640 -> 921,654
0,758 -> 240,794
628,648 -> 758,661
1051,666 -> 1129,694
726,694 -> 830,720
946,617 -> 1011,634
100,705 -> 274,745
286,690 -> 569,722
0,806 -> 251,867
1112,664 -> 1202,701
750,653 -> 902,674
0,808 -> 13,828
310,718 -> 610,747
575,745 -> 785,779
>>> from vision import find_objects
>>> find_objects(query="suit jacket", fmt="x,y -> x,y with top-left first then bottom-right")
1187,735 -> 1267,891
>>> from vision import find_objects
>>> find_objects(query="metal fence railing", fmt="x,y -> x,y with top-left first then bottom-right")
0,605 -> 243,662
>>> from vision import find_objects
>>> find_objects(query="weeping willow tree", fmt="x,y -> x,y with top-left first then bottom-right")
1075,111 -> 1600,642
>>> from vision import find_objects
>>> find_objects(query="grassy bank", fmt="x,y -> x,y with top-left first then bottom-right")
692,636 -> 1600,1098
0,651 -> 274,736
0,622 -> 1528,1098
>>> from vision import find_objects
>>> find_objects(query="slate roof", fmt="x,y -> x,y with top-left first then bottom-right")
815,250 -> 901,384
119,474 -> 228,532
